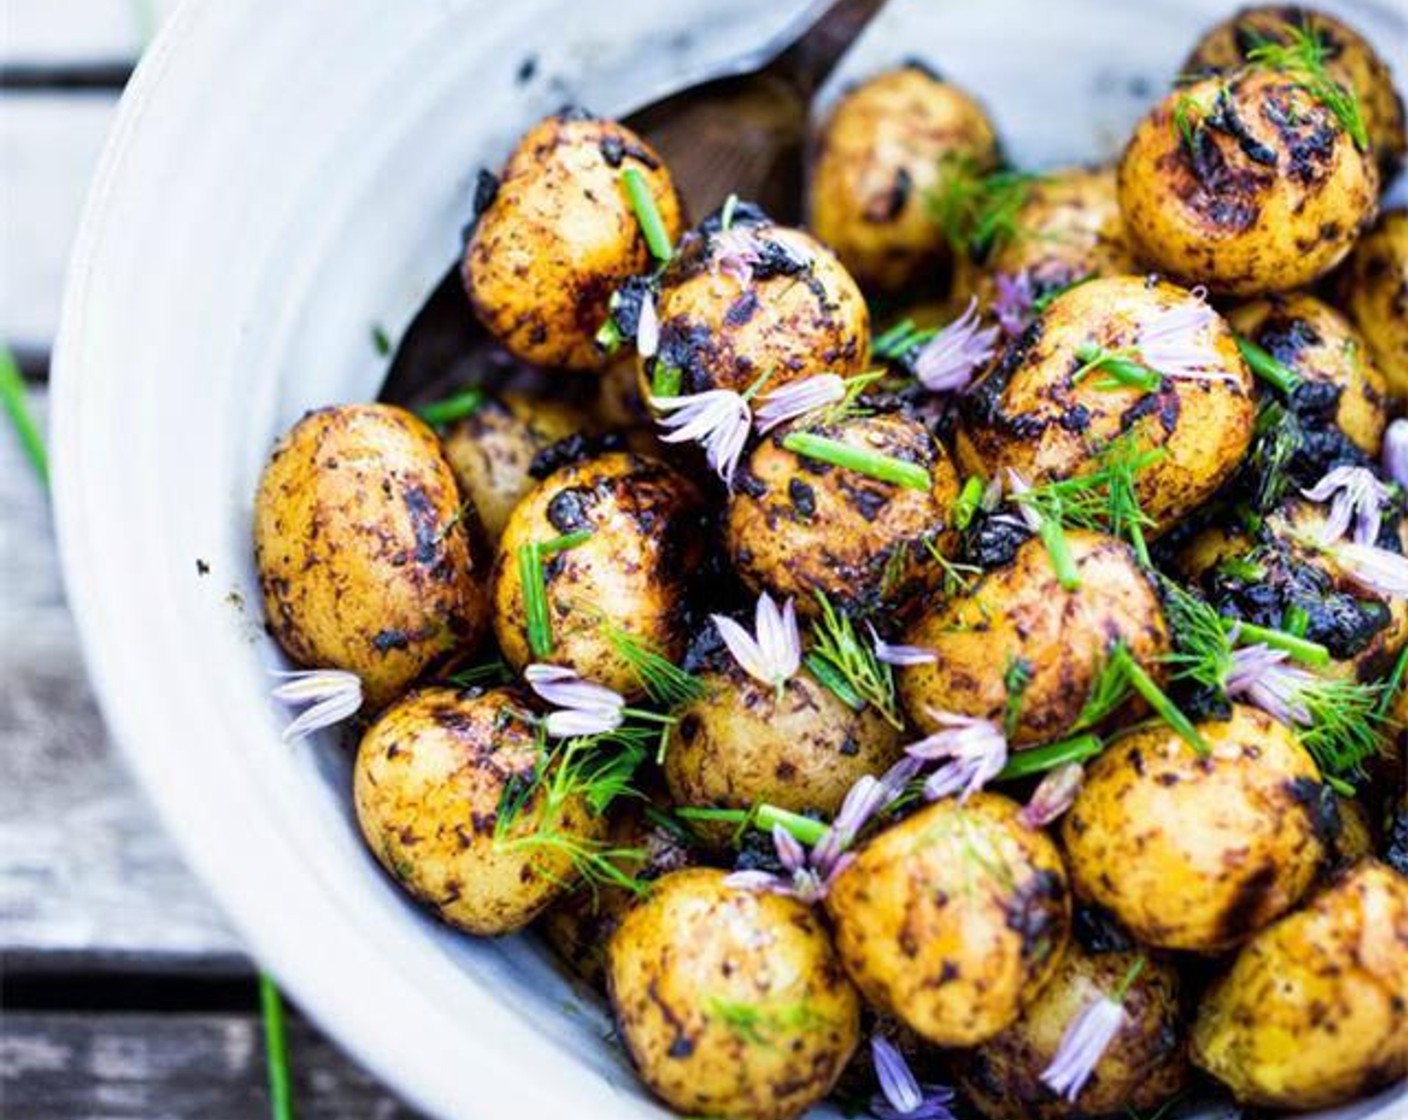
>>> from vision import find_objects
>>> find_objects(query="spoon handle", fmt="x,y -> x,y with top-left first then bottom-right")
766,0 -> 890,98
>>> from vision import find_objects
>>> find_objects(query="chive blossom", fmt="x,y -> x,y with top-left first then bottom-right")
782,432 -> 931,491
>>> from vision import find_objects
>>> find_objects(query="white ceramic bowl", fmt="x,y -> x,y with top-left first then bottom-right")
52,1 -> 1407,1117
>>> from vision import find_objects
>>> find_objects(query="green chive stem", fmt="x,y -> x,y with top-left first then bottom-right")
1235,336 -> 1303,395
540,529 -> 594,556
622,167 -> 673,262
1116,647 -> 1207,753
1281,604 -> 1310,638
1,346 -> 49,486
997,733 -> 1104,780
259,973 -> 296,1120
755,804 -> 828,847
804,652 -> 866,711
518,542 -> 553,660
650,363 -> 682,398
417,387 -> 485,428
953,475 -> 984,531
1223,619 -> 1329,667
1375,646 -> 1407,719
1113,955 -> 1147,1002
1039,515 -> 1082,591
781,432 -> 931,491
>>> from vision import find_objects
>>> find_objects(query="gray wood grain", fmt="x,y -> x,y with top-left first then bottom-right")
1,1011 -> 422,1118
0,390 -> 244,967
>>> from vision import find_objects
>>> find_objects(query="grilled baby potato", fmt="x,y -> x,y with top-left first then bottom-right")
1228,292 -> 1388,455
957,946 -> 1188,1119
951,166 -> 1139,331
640,206 -> 870,398
1192,859 -> 1408,1109
956,277 -> 1256,532
898,531 -> 1171,747
1117,69 -> 1379,296
827,793 -> 1071,1047
607,868 -> 860,1120
663,662 -> 905,842
1062,704 -> 1329,951
353,686 -> 604,935
254,404 -> 488,709
492,451 -> 704,697
1337,208 -> 1408,396
808,64 -> 1000,293
463,110 -> 684,370
1182,4 -> 1407,181
726,412 -> 960,619
441,392 -> 586,544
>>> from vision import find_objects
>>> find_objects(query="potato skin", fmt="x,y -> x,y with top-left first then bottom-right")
898,532 -> 1171,747
664,664 -> 905,837
827,793 -> 1071,1047
957,277 -> 1256,532
352,686 -> 604,935
1182,5 -> 1407,181
254,404 -> 488,709
1228,292 -> 1388,454
1337,208 -> 1408,396
1192,859 -> 1408,1108
808,65 -> 999,292
463,113 -> 684,370
607,868 -> 860,1120
441,392 -> 584,544
727,412 -> 960,619
1063,705 -> 1328,951
957,947 -> 1188,1119
642,215 -> 870,397
492,452 -> 703,697
1117,70 -> 1378,296
952,166 -> 1139,320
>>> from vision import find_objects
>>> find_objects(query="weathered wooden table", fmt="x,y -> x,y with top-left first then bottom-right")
1,6 -> 421,1114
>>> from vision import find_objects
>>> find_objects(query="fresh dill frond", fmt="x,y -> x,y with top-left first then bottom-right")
806,592 -> 904,728
1158,579 -> 1235,694
1003,656 -> 1034,738
922,536 -> 981,594
604,625 -> 706,710
929,154 -> 1035,258
708,998 -> 834,1048
1298,676 -> 1386,779
446,656 -> 513,689
1172,93 -> 1205,151
1245,23 -> 1369,150
1113,643 -> 1207,753
1071,648 -> 1134,732
817,369 -> 889,426
1247,400 -> 1302,512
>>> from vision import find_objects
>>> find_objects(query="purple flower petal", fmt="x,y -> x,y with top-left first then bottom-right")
1040,996 -> 1126,1102
909,712 -> 1008,803
711,593 -> 800,690
724,869 -> 785,892
1019,763 -> 1084,828
869,623 -> 938,666
1331,541 -> 1408,598
525,663 -> 626,739
992,271 -> 1036,337
869,1036 -> 958,1120
913,298 -> 999,393
1135,287 -> 1234,384
1383,419 -> 1408,488
652,389 -> 752,485
1004,469 -> 1043,532
754,374 -> 846,434
772,824 -> 807,874
636,291 -> 659,358
1302,465 -> 1390,547
271,668 -> 363,742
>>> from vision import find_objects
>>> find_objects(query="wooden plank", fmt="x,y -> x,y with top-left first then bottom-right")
0,1011 -> 421,1118
0,0 -> 178,69
0,93 -> 119,358
0,390 -> 244,965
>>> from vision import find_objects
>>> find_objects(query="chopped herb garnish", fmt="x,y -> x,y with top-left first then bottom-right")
650,362 -> 682,398
605,624 -> 706,710
370,323 -> 392,357
1029,275 -> 1095,316
1071,649 -> 1134,733
446,657 -> 514,689
806,592 -> 904,728
997,732 -> 1104,780
929,155 -> 1034,257
953,475 -> 985,531
1003,656 -> 1035,738
1113,643 -> 1207,753
417,387 -> 485,428
1245,23 -> 1369,150
519,530 -> 593,658
1224,618 -> 1329,667
621,166 -> 674,262
1,345 -> 50,485
1160,579 -> 1235,693
258,974 -> 295,1120
708,998 -> 833,1047
872,317 -> 938,363
1235,335 -> 1303,395
1072,343 -> 1163,393
719,192 -> 740,232
675,802 -> 828,847
1298,675 -> 1386,779
781,431 -> 931,491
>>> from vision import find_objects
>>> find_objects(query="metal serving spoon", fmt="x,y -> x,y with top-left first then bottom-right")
380,0 -> 888,406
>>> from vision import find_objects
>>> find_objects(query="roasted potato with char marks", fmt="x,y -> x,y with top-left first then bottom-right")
492,451 -> 704,697
641,206 -> 870,398
1336,208 -> 1408,395
1192,859 -> 1408,1109
663,662 -> 905,844
1229,292 -> 1388,455
809,64 -> 1000,293
1063,704 -> 1329,951
956,276 -> 1256,532
958,945 -> 1188,1120
441,392 -> 586,544
254,404 -> 488,709
827,792 -> 1071,1047
1118,69 -> 1379,296
607,868 -> 860,1120
464,110 -> 684,370
951,166 -> 1139,328
1182,4 -> 1407,181
353,686 -> 604,935
898,531 -> 1170,748
727,412 -> 959,619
